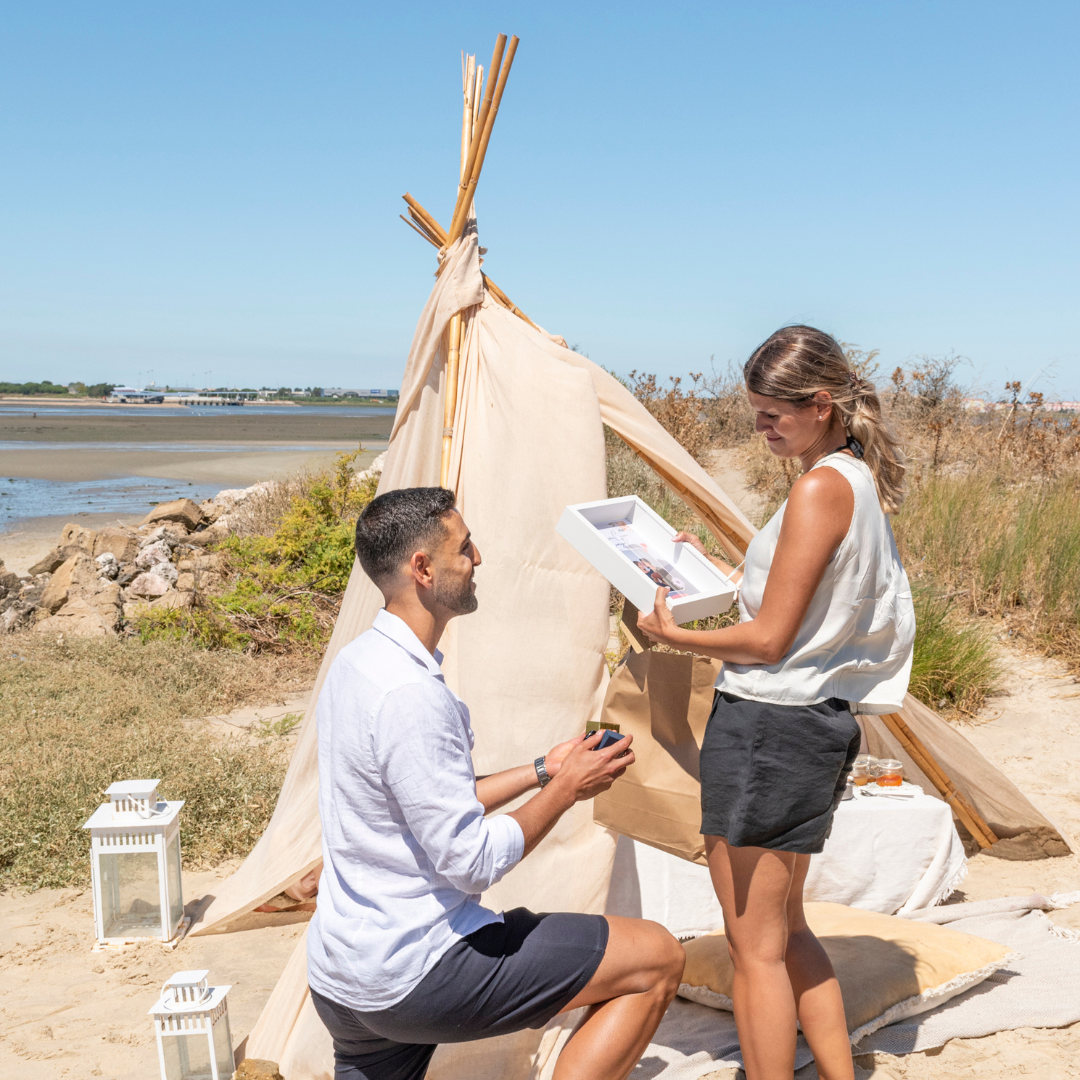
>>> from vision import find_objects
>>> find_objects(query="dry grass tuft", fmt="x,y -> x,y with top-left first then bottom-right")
0,636 -> 313,890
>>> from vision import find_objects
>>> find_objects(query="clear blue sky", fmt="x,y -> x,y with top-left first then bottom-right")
3,1 -> 1078,398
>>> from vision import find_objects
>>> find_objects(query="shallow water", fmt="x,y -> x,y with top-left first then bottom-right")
0,476 -> 225,532
0,441 -> 357,452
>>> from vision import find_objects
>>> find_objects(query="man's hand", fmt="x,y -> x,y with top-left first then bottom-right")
548,731 -> 635,802
636,586 -> 680,645
510,731 -> 635,857
544,733 -> 586,778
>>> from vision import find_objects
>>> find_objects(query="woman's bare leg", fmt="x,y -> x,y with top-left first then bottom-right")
705,835 -> 798,1079
784,855 -> 854,1080
552,915 -> 684,1080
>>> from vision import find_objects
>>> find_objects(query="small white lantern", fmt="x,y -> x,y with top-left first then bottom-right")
149,970 -> 235,1080
82,779 -> 185,944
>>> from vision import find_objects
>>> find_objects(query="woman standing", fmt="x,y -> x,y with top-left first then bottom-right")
637,326 -> 914,1080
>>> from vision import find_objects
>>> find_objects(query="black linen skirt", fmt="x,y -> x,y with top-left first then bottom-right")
699,691 -> 861,854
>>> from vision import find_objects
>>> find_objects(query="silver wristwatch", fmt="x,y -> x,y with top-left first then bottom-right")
534,756 -> 551,788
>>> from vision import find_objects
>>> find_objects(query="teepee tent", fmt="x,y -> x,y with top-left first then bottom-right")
188,34 -> 755,1078
189,34 -> 1069,1079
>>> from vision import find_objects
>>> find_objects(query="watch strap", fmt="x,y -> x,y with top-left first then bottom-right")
534,756 -> 551,788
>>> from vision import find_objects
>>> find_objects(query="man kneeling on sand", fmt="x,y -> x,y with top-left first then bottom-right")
307,487 -> 685,1080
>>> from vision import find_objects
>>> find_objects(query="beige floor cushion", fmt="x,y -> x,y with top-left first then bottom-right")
678,901 -> 1016,1043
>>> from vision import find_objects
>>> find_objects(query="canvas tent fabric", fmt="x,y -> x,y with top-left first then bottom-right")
861,696 -> 1073,856
187,229 -> 756,1077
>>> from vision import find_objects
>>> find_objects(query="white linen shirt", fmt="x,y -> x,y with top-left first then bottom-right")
306,609 -> 525,1011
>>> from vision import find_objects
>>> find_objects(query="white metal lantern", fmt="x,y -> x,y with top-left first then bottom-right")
149,970 -> 235,1080
82,779 -> 185,944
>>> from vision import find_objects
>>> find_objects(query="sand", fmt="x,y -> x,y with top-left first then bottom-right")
0,445 -> 387,485
0,868 -> 307,1080
0,409 -> 394,444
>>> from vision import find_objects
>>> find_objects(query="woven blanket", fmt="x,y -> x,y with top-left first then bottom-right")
622,892 -> 1080,1078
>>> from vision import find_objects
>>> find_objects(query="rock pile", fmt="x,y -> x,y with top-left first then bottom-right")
0,482 -> 274,638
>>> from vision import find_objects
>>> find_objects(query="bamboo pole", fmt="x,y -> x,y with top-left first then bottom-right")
441,312 -> 462,486
403,193 -> 447,244
481,274 -> 539,330
461,53 -> 477,177
447,35 -> 519,244
440,53 -> 486,488
400,214 -> 439,246
879,712 -> 999,848
446,35 -> 505,242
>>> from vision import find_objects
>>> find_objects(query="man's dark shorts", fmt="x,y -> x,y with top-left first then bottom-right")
310,908 -> 609,1080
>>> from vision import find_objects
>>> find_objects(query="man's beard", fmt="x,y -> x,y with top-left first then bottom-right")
433,572 -> 478,615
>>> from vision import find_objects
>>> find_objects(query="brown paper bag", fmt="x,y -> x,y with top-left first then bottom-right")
593,649 -> 721,865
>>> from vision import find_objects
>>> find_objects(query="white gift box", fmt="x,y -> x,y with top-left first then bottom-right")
557,495 -> 737,625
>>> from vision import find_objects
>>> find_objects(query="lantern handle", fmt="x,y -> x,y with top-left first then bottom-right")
160,980 -> 211,1009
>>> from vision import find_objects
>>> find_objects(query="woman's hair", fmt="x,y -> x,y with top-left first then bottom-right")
744,325 -> 906,513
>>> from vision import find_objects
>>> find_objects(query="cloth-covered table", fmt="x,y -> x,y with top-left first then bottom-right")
605,784 -> 966,934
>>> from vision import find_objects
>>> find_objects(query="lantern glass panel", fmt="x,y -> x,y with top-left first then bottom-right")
100,851 -> 161,938
166,832 -> 183,931
161,1032 -> 213,1080
213,1011 -> 234,1080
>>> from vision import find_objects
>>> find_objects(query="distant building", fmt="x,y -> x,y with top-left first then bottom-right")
323,388 -> 399,400
107,386 -> 165,404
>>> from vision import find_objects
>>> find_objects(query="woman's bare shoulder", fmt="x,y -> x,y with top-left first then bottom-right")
785,465 -> 855,528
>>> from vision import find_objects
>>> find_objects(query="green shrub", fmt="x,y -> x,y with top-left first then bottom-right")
908,584 -> 1002,715
896,472 -> 1080,667
136,448 -> 379,654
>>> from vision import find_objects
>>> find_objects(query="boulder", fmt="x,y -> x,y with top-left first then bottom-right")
33,597 -> 115,637
185,522 -> 230,547
128,571 -> 174,599
28,547 -> 80,576
136,540 -> 174,572
39,554 -> 122,624
150,589 -> 194,610
39,554 -> 85,614
59,523 -> 96,553
140,498 -> 205,532
93,527 -> 138,565
233,1061 -> 284,1080
95,552 -> 120,579
0,602 -> 34,634
140,524 -> 183,550
0,560 -> 20,598
122,599 -> 152,621
176,552 -> 223,590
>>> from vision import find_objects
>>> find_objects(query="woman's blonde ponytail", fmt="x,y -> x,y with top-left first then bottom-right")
744,326 -> 907,513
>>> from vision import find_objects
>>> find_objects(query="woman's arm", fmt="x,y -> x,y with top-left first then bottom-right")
638,467 -> 854,664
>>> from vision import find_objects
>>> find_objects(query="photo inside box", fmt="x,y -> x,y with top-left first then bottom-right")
593,518 -> 699,598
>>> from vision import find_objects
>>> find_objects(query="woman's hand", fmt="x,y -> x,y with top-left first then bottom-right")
672,530 -> 706,555
636,586 -> 680,644
544,733 -> 586,778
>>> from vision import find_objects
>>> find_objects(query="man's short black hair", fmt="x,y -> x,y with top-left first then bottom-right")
355,486 -> 457,586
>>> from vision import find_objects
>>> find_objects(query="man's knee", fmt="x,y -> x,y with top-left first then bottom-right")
639,920 -> 685,993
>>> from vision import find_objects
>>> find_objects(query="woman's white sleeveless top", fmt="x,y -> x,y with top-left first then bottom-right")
714,454 -> 914,713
